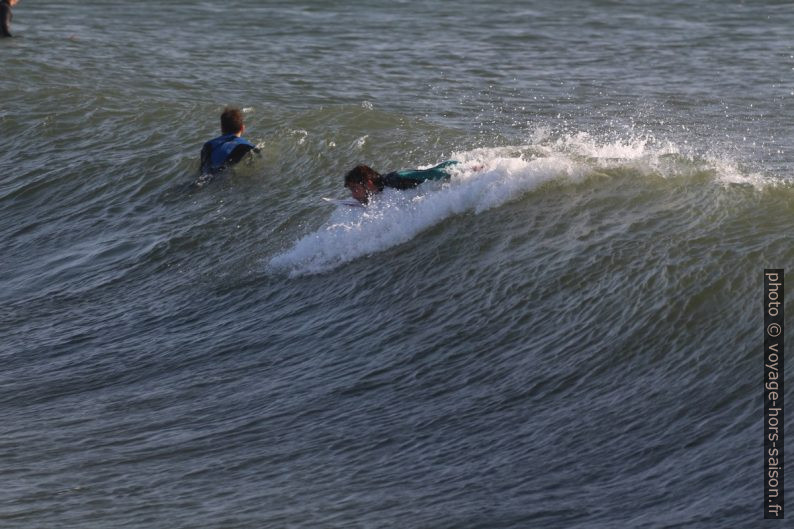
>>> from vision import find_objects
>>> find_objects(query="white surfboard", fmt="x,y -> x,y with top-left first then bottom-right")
322,197 -> 365,208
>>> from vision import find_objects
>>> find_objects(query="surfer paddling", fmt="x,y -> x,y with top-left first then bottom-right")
344,160 -> 460,204
199,107 -> 259,177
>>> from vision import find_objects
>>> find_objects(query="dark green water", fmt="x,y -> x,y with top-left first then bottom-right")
1,1 -> 792,527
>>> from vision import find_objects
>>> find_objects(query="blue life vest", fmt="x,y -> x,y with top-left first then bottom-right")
202,134 -> 255,173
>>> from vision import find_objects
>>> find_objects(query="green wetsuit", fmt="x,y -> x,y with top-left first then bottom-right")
380,160 -> 458,190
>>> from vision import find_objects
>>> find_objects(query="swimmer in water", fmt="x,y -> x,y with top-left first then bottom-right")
1,0 -> 20,38
199,107 -> 259,177
344,160 -> 459,204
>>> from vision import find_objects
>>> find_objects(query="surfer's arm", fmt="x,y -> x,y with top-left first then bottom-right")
380,172 -> 422,189
225,143 -> 257,167
0,4 -> 12,37
199,142 -> 212,174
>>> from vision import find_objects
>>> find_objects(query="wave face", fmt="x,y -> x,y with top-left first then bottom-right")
270,134 -> 789,275
1,1 -> 792,528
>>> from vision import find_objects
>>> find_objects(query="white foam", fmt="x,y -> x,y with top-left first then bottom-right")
543,131 -> 681,166
706,155 -> 789,188
269,151 -> 580,275
290,129 -> 308,145
268,133 -> 787,275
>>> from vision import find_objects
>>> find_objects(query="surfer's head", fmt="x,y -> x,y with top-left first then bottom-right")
344,165 -> 382,204
220,107 -> 245,136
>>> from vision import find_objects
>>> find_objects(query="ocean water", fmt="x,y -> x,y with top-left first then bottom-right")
1,1 -> 792,527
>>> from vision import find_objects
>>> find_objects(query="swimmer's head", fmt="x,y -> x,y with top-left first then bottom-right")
344,165 -> 382,204
220,107 -> 245,136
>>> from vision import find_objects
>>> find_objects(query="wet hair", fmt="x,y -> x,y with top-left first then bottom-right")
344,165 -> 383,191
220,107 -> 245,135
